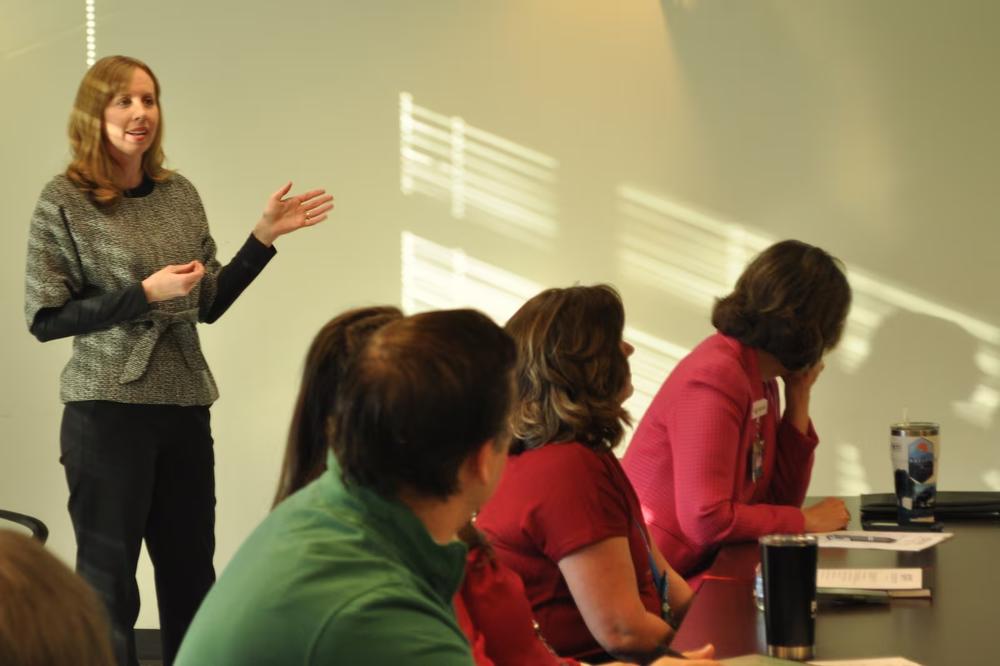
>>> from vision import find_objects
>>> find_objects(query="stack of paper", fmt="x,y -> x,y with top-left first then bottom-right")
817,568 -> 930,600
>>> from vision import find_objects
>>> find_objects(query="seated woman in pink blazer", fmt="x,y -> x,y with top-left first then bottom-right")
623,240 -> 853,578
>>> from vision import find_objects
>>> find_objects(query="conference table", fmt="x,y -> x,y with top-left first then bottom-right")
671,498 -> 998,665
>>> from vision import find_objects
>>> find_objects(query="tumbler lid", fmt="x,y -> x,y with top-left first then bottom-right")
890,422 -> 940,436
759,534 -> 817,547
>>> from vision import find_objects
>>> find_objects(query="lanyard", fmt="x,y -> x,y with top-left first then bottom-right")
632,516 -> 674,627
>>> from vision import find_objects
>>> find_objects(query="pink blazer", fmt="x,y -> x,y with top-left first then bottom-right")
622,333 -> 818,576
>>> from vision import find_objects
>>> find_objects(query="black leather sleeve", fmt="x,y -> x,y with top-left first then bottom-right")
200,233 -> 276,324
31,234 -> 275,341
29,282 -> 151,342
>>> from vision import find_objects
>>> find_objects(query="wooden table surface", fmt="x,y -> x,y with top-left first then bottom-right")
671,498 -> 999,665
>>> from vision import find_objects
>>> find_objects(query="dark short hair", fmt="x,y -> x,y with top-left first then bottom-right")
332,309 -> 516,499
505,284 -> 632,454
712,240 -> 851,371
272,306 -> 403,508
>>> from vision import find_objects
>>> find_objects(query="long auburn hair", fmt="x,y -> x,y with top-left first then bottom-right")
66,55 -> 171,206
505,284 -> 632,455
272,306 -> 403,507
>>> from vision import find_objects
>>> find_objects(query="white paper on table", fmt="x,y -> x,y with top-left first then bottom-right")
815,530 -> 953,552
816,568 -> 922,590
809,657 -> 920,666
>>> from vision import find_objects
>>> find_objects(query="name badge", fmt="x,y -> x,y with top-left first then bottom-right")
751,398 -> 768,420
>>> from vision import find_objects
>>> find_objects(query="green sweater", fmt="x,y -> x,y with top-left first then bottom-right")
175,464 -> 474,665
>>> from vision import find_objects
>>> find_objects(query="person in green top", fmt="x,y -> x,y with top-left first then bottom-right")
176,308 -> 516,665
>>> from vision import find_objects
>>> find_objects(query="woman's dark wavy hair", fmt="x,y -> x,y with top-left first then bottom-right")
712,240 -> 851,371
505,284 -> 632,455
272,306 -> 403,507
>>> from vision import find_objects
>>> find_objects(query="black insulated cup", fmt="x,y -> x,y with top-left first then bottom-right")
759,534 -> 817,660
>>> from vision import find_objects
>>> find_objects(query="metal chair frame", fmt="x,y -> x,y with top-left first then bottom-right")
0,510 -> 49,543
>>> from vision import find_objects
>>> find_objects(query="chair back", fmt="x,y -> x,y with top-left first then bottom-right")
0,510 -> 49,543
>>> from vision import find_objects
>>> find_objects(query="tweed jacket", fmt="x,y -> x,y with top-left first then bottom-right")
25,173 -> 274,405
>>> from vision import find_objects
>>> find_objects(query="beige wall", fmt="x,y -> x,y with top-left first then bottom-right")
2,0 -> 997,628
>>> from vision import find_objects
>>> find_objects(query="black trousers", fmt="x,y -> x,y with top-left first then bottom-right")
60,401 -> 216,666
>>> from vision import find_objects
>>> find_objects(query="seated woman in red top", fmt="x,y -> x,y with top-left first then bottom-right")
622,240 -> 853,578
476,285 -> 701,665
455,524 -> 717,666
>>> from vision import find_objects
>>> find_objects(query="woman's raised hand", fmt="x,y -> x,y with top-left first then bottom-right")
782,359 -> 825,435
253,182 -> 335,246
141,261 -> 205,303
783,359 -> 825,399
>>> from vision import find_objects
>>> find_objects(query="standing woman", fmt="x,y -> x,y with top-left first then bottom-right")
23,55 -> 333,666
623,240 -> 852,579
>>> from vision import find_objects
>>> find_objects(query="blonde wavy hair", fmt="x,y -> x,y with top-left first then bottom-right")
505,284 -> 632,454
66,55 -> 171,206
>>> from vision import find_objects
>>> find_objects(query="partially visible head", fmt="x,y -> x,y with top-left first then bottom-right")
273,306 -> 404,507
0,530 -> 114,666
505,284 -> 633,455
332,309 -> 517,503
712,240 -> 851,371
66,55 -> 170,205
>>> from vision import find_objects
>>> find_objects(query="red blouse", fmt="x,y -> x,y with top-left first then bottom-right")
476,442 -> 660,661
455,545 -> 578,666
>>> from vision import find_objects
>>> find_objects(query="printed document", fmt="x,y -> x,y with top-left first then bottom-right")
817,568 -> 922,590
